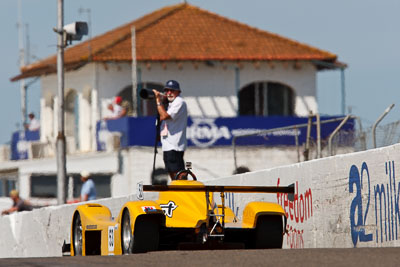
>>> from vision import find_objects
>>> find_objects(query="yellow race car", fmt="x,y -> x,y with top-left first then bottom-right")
69,168 -> 294,256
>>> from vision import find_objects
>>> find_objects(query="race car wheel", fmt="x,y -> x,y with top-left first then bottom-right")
122,210 -> 133,254
133,217 -> 159,253
255,216 -> 283,249
73,212 -> 83,256
122,211 -> 160,253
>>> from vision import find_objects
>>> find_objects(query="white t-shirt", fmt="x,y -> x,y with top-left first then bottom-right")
112,104 -> 123,118
160,96 -> 187,151
28,118 -> 40,131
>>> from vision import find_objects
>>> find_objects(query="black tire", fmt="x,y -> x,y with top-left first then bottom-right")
121,210 -> 133,254
72,212 -> 83,256
255,216 -> 284,249
121,211 -> 159,254
133,216 -> 159,253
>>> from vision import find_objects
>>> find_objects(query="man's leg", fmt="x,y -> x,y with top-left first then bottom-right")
163,150 -> 185,180
168,171 -> 177,180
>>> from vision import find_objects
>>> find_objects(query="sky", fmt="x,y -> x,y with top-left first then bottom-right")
0,0 -> 399,145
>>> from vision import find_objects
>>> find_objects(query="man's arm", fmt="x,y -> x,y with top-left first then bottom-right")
119,107 -> 127,118
153,90 -> 171,121
1,206 -> 18,215
80,194 -> 89,202
113,107 -> 127,119
80,182 -> 90,202
104,104 -> 113,120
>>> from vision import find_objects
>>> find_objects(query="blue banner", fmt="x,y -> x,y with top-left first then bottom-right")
11,130 -> 40,160
97,116 -> 354,150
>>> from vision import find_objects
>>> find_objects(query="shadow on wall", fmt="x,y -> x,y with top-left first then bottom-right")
151,168 -> 168,185
233,166 -> 250,175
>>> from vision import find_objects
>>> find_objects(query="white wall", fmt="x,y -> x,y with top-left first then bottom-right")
1,143 -> 400,257
39,60 -> 319,151
41,61 -> 317,107
140,61 -> 317,115
0,194 -> 152,258
41,64 -> 99,152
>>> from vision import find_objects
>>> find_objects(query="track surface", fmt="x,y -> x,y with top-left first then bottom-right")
1,248 -> 400,267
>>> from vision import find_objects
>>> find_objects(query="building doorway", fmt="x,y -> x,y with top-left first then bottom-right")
239,82 -> 294,116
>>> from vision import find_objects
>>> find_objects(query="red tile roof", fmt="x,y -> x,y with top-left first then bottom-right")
11,3 -> 342,81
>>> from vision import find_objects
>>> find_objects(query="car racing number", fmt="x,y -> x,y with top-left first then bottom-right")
108,226 -> 114,253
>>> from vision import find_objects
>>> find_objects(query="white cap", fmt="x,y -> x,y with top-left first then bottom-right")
80,170 -> 90,178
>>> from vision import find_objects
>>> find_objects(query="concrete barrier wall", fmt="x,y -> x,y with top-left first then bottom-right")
1,144 -> 400,257
0,193 -> 157,258
207,143 -> 400,249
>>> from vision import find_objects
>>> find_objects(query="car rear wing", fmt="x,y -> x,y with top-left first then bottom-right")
140,183 -> 294,231
143,184 -> 294,193
142,184 -> 295,200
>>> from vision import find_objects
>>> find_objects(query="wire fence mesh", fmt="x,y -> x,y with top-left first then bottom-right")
232,117 -> 400,170
353,120 -> 400,151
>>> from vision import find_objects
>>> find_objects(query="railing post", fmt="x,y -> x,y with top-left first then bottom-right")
232,136 -> 238,170
316,113 -> 321,158
231,116 -> 350,168
328,115 -> 351,156
294,126 -> 300,163
304,113 -> 313,161
372,104 -> 395,148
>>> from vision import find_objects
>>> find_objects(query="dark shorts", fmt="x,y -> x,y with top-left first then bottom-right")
163,150 -> 185,173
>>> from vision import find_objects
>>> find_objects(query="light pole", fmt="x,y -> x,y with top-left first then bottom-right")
55,0 -> 66,204
55,0 -> 88,204
17,0 -> 27,127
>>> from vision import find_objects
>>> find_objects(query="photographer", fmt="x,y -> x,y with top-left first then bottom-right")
152,80 -> 187,180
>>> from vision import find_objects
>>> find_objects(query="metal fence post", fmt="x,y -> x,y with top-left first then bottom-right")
328,115 -> 351,156
304,113 -> 313,161
316,113 -> 321,158
231,116 -> 351,168
232,136 -> 238,170
294,126 -> 300,163
372,104 -> 395,148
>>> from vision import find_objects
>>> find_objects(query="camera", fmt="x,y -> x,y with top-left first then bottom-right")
63,22 -> 88,41
139,88 -> 155,99
140,88 -> 166,100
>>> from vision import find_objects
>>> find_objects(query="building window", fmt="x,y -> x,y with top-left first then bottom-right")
30,173 -> 111,199
71,174 -> 111,199
30,175 -> 56,198
239,82 -> 294,116
0,178 -> 17,197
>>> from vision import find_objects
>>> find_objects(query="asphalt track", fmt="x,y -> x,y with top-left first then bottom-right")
1,248 -> 400,267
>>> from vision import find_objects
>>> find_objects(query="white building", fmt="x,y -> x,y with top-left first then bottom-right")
2,3 -> 346,204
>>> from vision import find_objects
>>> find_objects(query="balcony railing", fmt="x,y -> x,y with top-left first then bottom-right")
8,115 -> 355,161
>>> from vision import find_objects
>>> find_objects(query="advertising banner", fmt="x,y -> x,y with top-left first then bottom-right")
97,116 -> 354,151
10,130 -> 40,160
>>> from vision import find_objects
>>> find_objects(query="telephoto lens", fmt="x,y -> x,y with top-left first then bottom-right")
139,88 -> 155,99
